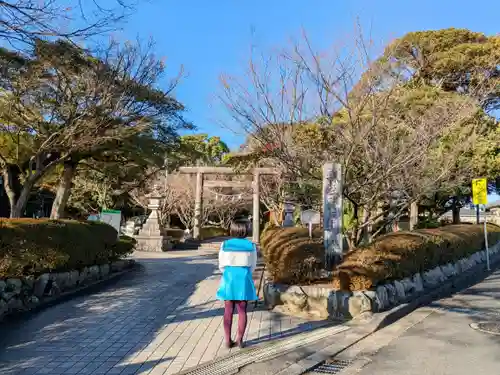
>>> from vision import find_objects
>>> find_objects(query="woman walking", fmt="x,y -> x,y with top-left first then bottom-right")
216,220 -> 258,349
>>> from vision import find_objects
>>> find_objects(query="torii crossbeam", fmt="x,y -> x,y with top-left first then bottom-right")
178,166 -> 279,243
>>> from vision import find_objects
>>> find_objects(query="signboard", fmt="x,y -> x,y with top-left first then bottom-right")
300,209 -> 321,225
472,178 -> 488,205
471,178 -> 490,271
100,209 -> 122,238
300,209 -> 321,238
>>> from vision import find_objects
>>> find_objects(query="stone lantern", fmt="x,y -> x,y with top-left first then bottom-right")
135,185 -> 165,252
283,200 -> 296,227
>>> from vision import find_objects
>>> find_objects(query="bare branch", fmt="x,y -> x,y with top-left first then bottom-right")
219,25 -> 499,247
0,0 -> 135,48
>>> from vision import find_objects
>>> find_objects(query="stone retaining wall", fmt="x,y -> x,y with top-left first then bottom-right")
263,241 -> 500,320
0,259 -> 135,321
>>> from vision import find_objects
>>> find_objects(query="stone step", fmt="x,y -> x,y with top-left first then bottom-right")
199,242 -> 223,248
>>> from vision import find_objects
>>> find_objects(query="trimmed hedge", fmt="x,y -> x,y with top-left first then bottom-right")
260,224 -> 283,257
200,226 -> 228,240
261,226 -> 324,284
0,219 -> 135,277
114,235 -> 137,256
332,224 -> 500,291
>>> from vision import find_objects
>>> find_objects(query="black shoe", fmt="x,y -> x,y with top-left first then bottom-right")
236,340 -> 245,349
225,340 -> 235,349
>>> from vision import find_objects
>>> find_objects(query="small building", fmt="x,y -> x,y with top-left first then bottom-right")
440,206 -> 498,225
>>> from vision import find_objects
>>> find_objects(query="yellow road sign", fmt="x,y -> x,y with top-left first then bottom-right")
472,178 -> 488,205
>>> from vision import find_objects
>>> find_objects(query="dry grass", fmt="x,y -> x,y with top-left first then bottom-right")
261,226 -> 324,283
332,224 -> 500,291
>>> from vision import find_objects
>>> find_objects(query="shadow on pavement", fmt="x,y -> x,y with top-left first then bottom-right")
0,254 -> 216,375
424,270 -> 500,347
0,249 -> 334,375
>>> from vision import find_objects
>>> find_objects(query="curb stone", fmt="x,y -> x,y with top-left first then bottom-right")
319,308 -> 436,375
0,260 -> 138,325
238,248 -> 500,375
264,241 -> 500,320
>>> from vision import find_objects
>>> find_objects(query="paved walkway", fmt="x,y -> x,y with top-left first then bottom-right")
345,268 -> 500,375
0,250 -> 325,375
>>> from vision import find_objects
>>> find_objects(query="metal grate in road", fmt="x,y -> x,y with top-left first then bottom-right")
308,359 -> 353,374
470,321 -> 500,335
178,325 -> 349,375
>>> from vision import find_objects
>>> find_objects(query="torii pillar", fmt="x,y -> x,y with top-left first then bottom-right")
193,171 -> 203,240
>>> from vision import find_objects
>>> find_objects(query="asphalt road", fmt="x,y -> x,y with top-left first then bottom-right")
343,268 -> 500,375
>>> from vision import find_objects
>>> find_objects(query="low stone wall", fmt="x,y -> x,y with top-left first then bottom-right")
264,241 -> 500,320
0,259 -> 135,321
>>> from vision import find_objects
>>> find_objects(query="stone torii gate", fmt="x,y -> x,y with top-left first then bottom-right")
178,166 -> 278,243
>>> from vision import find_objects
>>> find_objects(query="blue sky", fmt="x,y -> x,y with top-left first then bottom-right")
101,0 -> 499,202
107,0 -> 499,150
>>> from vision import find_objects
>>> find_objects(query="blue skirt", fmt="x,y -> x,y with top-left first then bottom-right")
216,266 -> 258,301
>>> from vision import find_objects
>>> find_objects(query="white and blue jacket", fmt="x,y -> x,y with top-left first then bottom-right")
216,238 -> 258,301
218,238 -> 257,273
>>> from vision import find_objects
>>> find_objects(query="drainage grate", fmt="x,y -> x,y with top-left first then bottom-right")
178,325 -> 349,375
309,359 -> 353,374
470,321 -> 500,335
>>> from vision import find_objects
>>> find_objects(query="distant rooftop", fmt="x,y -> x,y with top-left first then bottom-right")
486,200 -> 500,209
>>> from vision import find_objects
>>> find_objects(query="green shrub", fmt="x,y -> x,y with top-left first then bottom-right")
86,220 -> 119,246
415,217 -> 442,229
0,219 -> 130,277
332,224 -> 500,291
113,235 -> 137,258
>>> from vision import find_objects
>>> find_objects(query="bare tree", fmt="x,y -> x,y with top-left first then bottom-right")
167,174 -> 212,230
0,0 -> 136,47
131,171 -> 253,232
134,173 -> 203,231
219,27 -> 498,247
208,188 -> 251,229
259,173 -> 287,225
129,167 -> 180,227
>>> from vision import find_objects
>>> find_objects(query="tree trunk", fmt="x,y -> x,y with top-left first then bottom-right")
409,202 -> 419,230
1,168 -> 16,215
269,209 -> 281,226
50,161 -> 77,219
362,208 -> 370,244
346,232 -> 356,250
451,197 -> 460,224
10,178 -> 36,218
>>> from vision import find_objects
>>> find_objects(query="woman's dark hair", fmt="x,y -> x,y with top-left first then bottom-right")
230,220 -> 248,238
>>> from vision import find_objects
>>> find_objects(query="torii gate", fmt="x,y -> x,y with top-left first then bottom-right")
178,166 -> 278,243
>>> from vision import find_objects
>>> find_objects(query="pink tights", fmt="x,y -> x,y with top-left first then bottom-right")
223,300 -> 248,345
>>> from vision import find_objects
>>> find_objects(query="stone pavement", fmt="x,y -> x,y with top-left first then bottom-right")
0,249 -> 326,375
339,267 -> 500,375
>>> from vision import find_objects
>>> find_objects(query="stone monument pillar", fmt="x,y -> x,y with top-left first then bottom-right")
322,163 -> 343,268
135,190 -> 165,252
